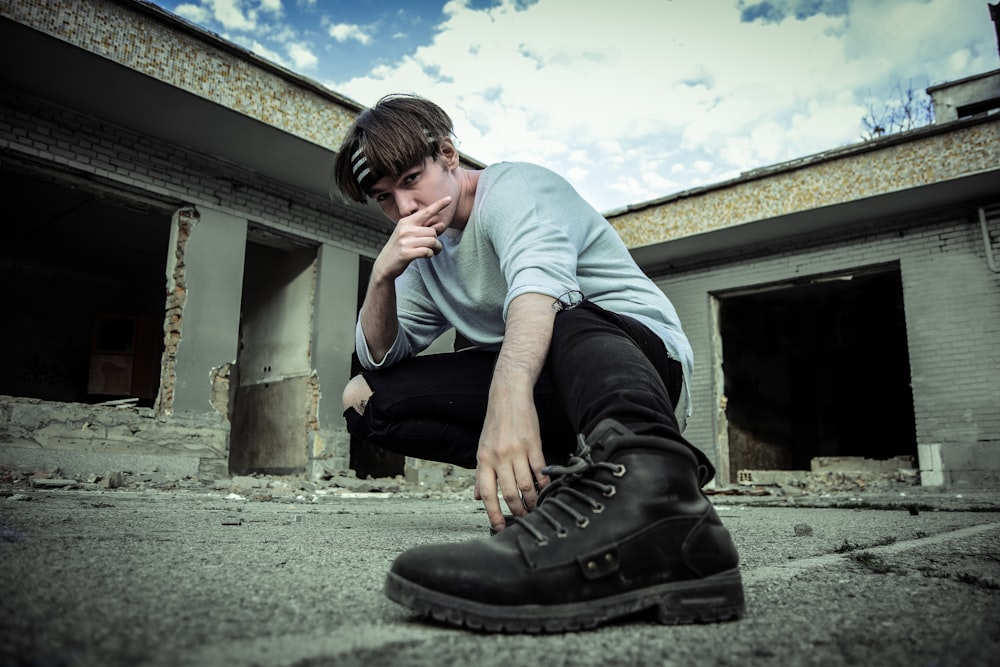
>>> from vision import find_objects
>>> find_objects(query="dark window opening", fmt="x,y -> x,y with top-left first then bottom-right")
0,168 -> 171,406
718,266 -> 917,482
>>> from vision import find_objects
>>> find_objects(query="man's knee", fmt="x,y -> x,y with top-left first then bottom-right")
342,374 -> 373,414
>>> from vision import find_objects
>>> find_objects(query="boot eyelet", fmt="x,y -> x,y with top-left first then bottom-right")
576,517 -> 590,528
613,464 -> 626,477
602,485 -> 617,498
591,503 -> 605,514
556,528 -> 568,538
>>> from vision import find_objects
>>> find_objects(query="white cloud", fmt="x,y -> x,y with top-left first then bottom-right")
212,0 -> 258,32
259,0 -> 282,15
326,0 -> 995,211
173,2 -> 211,24
328,23 -> 373,45
174,0 -> 287,34
287,42 -> 318,69
246,39 -> 286,66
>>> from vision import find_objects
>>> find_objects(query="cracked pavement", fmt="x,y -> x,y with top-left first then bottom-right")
1,480 -> 998,667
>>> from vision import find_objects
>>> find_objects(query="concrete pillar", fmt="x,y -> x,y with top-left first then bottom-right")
309,243 -> 360,476
171,207 -> 247,415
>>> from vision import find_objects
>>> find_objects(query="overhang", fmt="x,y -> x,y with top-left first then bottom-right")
614,116 -> 1000,273
0,15 -> 355,207
629,167 -> 1000,272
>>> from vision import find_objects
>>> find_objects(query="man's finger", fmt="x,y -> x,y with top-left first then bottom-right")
419,196 -> 452,225
514,457 -> 539,510
497,466 -> 526,517
530,450 -> 550,489
476,465 -> 505,530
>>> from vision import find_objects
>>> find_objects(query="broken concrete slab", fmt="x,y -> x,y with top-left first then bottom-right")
810,456 -> 915,473
30,478 -> 78,489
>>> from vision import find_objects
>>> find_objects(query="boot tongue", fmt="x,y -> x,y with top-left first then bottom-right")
584,419 -> 633,453
584,418 -> 650,462
585,418 -> 699,469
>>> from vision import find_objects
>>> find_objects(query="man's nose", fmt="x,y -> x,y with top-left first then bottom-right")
395,193 -> 419,218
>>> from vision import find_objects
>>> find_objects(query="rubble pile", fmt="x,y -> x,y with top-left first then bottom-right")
0,463 -> 476,501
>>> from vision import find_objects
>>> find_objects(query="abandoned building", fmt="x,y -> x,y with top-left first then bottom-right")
1,0 -> 998,487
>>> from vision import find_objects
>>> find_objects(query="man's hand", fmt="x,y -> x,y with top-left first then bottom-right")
474,387 -> 550,532
371,196 -> 452,283
361,196 -> 452,363
473,293 -> 557,532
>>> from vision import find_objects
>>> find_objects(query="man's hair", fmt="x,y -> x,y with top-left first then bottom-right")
332,94 -> 454,204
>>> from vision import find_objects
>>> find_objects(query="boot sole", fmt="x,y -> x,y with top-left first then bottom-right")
385,568 -> 745,633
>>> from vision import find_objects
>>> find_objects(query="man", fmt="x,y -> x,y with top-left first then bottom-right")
333,94 -> 743,632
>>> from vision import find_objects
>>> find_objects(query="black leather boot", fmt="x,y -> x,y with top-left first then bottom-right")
384,419 -> 745,632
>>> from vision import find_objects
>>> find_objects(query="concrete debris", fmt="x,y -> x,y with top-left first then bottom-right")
30,478 -> 78,489
811,455 -> 915,473
98,397 -> 139,407
230,475 -> 263,489
0,458 -> 481,505
3,460 -> 977,510
732,460 -> 921,497
794,523 -> 814,536
99,472 -> 125,489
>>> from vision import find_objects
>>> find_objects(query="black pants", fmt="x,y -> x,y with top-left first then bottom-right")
344,301 -> 714,481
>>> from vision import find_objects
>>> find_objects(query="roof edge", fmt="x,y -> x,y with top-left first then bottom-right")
605,112 -> 999,219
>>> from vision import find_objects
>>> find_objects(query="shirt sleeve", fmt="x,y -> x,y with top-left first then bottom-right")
354,266 -> 450,370
478,164 -> 585,318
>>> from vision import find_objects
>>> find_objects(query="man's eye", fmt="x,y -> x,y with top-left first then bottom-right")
375,193 -> 390,203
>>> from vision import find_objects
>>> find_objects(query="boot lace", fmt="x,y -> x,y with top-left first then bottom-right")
514,434 -> 626,546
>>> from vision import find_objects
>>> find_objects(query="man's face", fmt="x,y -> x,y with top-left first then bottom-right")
368,156 -> 456,234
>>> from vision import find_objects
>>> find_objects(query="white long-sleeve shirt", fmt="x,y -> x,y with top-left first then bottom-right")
356,161 -> 694,418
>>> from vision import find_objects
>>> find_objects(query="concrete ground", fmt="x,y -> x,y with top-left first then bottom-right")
1,477 -> 998,667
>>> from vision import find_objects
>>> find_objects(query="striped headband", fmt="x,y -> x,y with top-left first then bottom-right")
350,130 -> 439,187
350,147 -> 371,186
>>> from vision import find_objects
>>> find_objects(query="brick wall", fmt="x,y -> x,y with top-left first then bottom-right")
654,206 -> 1000,484
0,88 -> 387,256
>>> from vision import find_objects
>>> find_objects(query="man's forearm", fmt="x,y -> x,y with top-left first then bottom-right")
359,274 -> 399,365
490,293 -> 557,401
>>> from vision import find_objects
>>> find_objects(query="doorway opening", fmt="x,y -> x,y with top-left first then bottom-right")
228,231 -> 317,475
0,166 -> 171,406
348,257 -> 407,479
716,264 -> 917,483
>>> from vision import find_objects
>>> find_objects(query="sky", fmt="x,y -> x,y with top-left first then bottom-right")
160,0 -> 998,213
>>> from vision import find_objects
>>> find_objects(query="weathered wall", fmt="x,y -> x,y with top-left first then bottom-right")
0,395 -> 229,478
0,88 -> 386,255
656,205 -> 1000,487
311,244 -> 361,476
229,242 -> 315,475
0,87 -> 381,476
609,119 -> 1000,248
1,0 -> 360,152
170,207 -> 247,415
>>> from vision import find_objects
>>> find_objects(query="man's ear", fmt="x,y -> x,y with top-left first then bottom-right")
437,138 -> 460,170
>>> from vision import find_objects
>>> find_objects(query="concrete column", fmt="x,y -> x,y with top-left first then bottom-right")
171,207 -> 247,415
309,243 -> 360,476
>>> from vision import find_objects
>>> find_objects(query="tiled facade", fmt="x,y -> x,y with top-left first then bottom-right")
3,0 -> 360,153
609,119 -> 1000,248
